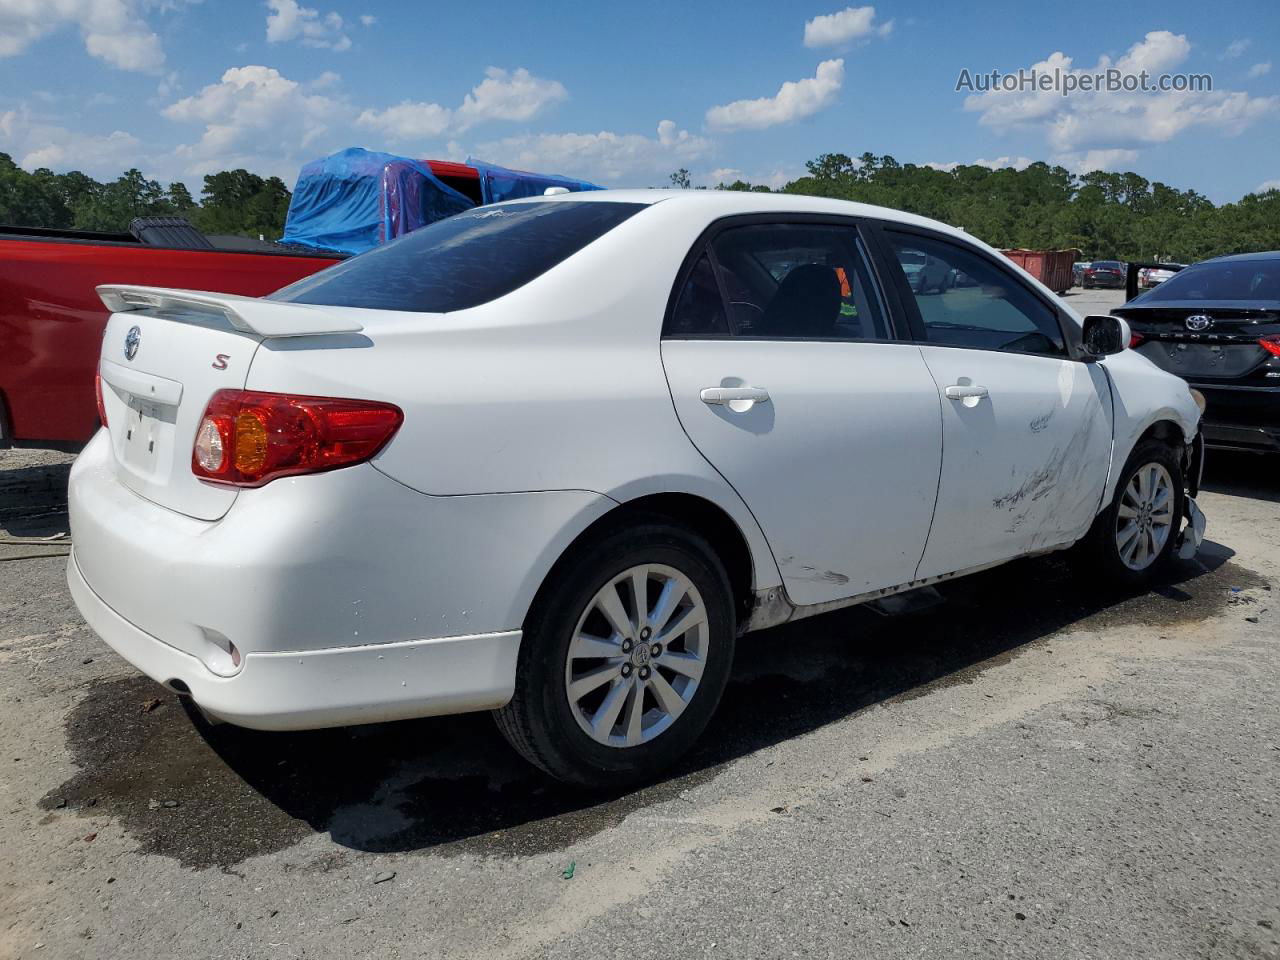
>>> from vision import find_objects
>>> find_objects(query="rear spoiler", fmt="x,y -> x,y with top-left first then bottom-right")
1124,262 -> 1186,304
97,285 -> 362,338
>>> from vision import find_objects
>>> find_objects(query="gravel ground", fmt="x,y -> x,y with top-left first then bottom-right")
2,310 -> 1278,958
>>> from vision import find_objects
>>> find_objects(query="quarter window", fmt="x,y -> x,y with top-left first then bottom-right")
886,231 -> 1066,355
667,253 -> 729,336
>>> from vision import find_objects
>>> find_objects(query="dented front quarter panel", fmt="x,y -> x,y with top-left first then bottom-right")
1096,347 -> 1203,508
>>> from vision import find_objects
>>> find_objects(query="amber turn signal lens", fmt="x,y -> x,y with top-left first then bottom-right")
233,411 -> 270,475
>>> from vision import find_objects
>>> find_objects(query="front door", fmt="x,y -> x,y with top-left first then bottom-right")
660,219 -> 944,607
879,229 -> 1113,580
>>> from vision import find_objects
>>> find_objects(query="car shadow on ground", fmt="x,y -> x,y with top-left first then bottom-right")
48,541 -> 1260,870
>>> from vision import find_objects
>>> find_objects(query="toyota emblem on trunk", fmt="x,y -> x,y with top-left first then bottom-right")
1185,315 -> 1213,331
124,325 -> 141,361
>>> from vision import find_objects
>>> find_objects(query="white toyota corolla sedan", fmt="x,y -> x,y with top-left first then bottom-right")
69,191 -> 1206,786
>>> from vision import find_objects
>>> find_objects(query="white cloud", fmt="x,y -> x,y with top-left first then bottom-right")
358,100 -> 452,140
472,121 -> 713,185
803,6 -> 892,48
164,65 -> 349,177
1223,38 -> 1251,59
1255,178 -> 1280,193
454,67 -> 567,131
265,0 -> 351,51
359,13 -> 375,26
357,66 -> 567,142
1053,149 -> 1140,174
0,106 -> 143,176
1248,61 -> 1272,78
963,31 -> 1278,164
310,70 -> 341,90
706,59 -> 844,132
924,156 -> 1034,172
0,0 -> 167,72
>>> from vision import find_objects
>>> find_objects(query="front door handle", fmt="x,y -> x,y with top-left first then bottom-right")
700,386 -> 771,405
944,384 -> 989,400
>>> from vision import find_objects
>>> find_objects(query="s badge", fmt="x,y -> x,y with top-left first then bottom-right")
212,354 -> 230,370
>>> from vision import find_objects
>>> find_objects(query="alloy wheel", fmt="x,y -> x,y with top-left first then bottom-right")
564,563 -> 710,748
1115,462 -> 1175,571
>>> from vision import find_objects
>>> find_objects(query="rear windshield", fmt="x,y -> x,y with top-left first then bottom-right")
270,201 -> 644,313
1140,258 -> 1280,302
1093,261 -> 1123,269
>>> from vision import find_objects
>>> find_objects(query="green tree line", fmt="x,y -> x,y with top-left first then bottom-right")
711,153 -> 1280,262
0,153 -> 291,240
5,149 -> 1279,261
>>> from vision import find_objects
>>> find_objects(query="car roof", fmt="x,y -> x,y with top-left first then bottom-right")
506,188 -> 980,246
1199,250 -> 1280,264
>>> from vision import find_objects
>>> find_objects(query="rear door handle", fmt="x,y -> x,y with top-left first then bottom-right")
700,386 -> 771,405
944,384 -> 989,400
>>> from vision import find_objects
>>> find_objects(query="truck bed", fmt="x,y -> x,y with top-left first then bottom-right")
0,229 -> 341,447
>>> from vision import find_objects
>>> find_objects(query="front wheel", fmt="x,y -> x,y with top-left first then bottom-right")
1073,439 -> 1184,587
494,519 -> 736,786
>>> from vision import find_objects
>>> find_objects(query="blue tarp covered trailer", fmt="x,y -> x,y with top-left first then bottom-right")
281,148 -> 474,254
465,158 -> 604,205
282,147 -> 603,255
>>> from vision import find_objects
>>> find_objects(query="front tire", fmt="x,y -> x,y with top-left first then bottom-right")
1073,439 -> 1184,587
494,519 -> 736,787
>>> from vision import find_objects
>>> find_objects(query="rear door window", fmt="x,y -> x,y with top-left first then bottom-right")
664,222 -> 887,340
271,201 -> 644,313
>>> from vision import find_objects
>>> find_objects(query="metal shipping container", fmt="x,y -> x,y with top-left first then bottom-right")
1001,248 -> 1079,295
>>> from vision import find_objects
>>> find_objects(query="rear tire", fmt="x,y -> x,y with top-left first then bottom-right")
494,518 -> 736,787
1072,439 -> 1184,587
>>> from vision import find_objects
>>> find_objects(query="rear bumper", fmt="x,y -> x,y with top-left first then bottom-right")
68,551 -> 519,730
1199,422 -> 1280,453
65,431 -> 615,729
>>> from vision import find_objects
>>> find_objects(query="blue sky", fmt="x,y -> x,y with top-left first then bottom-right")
1,0 -> 1277,202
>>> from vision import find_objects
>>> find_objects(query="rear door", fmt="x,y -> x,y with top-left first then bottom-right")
98,309 -> 260,520
660,217 -> 944,607
875,227 -> 1113,580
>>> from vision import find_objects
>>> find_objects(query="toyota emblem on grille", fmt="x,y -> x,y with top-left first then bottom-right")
1185,315 -> 1213,332
124,325 -> 141,361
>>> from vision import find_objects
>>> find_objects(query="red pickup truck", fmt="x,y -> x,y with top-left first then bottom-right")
0,224 -> 342,448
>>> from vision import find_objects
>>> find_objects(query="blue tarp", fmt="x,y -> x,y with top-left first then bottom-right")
282,147 -> 475,254
466,158 -> 604,204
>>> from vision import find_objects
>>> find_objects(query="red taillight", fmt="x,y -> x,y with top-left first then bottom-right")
1260,336 -> 1280,358
192,390 -> 403,487
1129,331 -> 1145,348
95,373 -> 109,427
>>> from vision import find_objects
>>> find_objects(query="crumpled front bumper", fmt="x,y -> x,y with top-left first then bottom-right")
1176,496 -> 1207,560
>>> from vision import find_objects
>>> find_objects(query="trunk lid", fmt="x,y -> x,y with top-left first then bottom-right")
95,286 -> 362,521
1116,304 -> 1280,380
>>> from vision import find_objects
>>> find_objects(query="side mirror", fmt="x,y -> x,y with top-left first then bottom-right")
1081,315 -> 1130,359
